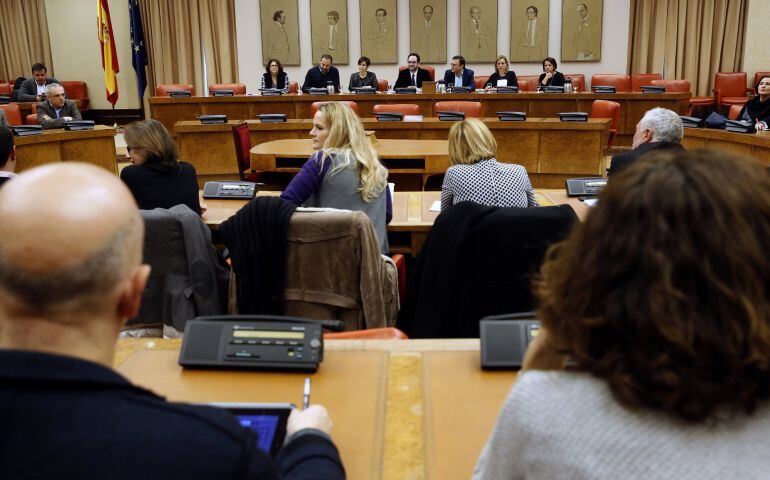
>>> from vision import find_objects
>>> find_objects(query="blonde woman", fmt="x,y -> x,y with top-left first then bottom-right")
281,102 -> 391,253
440,118 -> 537,211
486,55 -> 518,91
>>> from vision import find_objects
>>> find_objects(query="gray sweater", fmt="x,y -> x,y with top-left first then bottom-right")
473,371 -> 770,479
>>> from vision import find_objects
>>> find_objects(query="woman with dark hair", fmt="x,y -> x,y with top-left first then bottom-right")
348,56 -> 379,91
538,57 -> 565,87
261,58 -> 289,92
120,119 -> 202,215
473,149 -> 770,479
738,74 -> 770,130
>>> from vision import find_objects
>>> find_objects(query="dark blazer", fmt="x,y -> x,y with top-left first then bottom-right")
538,71 -> 565,87
394,68 -> 432,88
609,141 -> 685,176
262,71 -> 289,90
35,99 -> 82,129
301,66 -> 341,93
348,71 -> 379,91
487,71 -> 518,89
18,77 -> 59,102
0,350 -> 345,480
442,68 -> 475,88
738,95 -> 770,126
120,161 -> 202,215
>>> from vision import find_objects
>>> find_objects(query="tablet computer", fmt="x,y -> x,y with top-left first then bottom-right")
208,403 -> 294,457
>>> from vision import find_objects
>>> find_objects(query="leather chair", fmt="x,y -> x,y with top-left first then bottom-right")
713,72 -> 752,109
373,104 -> 420,116
517,75 -> 539,92
399,65 -> 435,81
310,101 -> 359,117
0,104 -> 22,126
728,104 -> 743,120
25,114 -> 38,125
591,74 -> 631,92
0,82 -> 10,96
564,74 -> 585,92
590,99 -> 621,149
754,72 -> 770,94
232,122 -> 259,182
324,327 -> 408,339
155,84 -> 196,96
377,78 -> 388,92
631,73 -> 662,92
288,81 -> 299,94
433,101 -> 483,118
651,79 -> 710,115
474,75 -> 490,90
60,81 -> 89,110
209,83 -> 246,95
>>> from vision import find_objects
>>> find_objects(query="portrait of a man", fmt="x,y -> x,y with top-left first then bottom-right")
410,0 -> 447,63
460,0 -> 496,62
360,0 -> 397,63
510,0 -> 548,62
561,0 -> 602,62
311,0 -> 349,64
259,0 -> 300,65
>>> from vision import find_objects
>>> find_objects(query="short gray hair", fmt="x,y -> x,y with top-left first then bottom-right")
44,83 -> 64,97
640,107 -> 683,144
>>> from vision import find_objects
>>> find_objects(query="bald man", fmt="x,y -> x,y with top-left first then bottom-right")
0,164 -> 345,480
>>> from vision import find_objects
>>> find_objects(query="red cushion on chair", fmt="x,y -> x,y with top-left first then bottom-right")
60,81 -> 89,110
0,104 -> 22,126
590,99 -> 620,149
310,101 -> 359,117
209,83 -> 246,95
155,84 -> 196,96
324,327 -> 408,340
591,74 -> 631,92
474,75 -> 490,90
373,104 -> 420,116
631,73 -> 662,92
434,101 -> 482,118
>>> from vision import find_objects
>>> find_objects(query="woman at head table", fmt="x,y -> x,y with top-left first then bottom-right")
348,56 -> 380,92
261,58 -> 290,93
738,74 -> 770,131
472,149 -> 770,479
485,55 -> 518,91
538,57 -> 565,87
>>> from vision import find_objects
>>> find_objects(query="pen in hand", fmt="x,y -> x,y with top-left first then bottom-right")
302,377 -> 311,410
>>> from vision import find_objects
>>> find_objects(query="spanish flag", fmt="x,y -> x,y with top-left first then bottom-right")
97,0 -> 119,105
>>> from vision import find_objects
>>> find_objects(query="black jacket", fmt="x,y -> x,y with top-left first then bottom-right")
538,71 -> 565,87
0,350 -> 345,480
487,71 -> 518,89
442,68 -> 475,88
301,66 -> 341,93
18,77 -> 59,102
394,68 -> 432,88
609,141 -> 685,176
120,161 -> 202,215
738,95 -> 770,126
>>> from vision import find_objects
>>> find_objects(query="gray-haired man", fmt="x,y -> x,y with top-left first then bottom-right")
35,83 -> 82,129
609,107 -> 685,176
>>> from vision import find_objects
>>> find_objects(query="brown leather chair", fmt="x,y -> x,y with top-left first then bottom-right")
590,99 -> 621,149
373,104 -> 420,116
209,83 -> 246,95
310,101 -> 359,117
474,75 -> 490,90
155,84 -> 196,96
0,104 -> 22,126
591,74 -> 631,92
60,81 -> 89,110
434,101 -> 483,118
0,82 -> 10,96
728,104 -> 743,120
324,327 -> 408,339
631,73 -> 662,92
564,74 -> 585,92
713,72 -> 752,109
377,78 -> 388,92
288,81 -> 299,94
399,65 -> 435,81
517,75 -> 539,92
231,122 -> 259,182
754,72 -> 770,94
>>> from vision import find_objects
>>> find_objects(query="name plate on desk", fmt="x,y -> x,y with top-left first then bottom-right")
198,114 -> 228,124
64,120 -> 95,131
375,112 -> 404,121
308,88 -> 329,95
395,87 -> 417,94
169,90 -> 192,98
11,125 -> 43,136
352,87 -> 376,95
558,112 -> 588,122
211,89 -> 234,97
497,111 -> 526,121
592,86 -> 617,94
437,110 -> 465,121
496,86 -> 518,93
260,88 -> 283,96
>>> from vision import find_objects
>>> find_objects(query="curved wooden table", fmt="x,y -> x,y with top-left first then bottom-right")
14,125 -> 118,173
682,128 -> 770,163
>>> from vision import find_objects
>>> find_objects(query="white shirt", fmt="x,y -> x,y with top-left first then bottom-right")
526,19 -> 537,46
328,25 -> 337,49
36,83 -> 46,95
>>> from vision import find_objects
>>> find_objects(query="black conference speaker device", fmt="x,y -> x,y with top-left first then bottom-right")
179,315 -> 344,372
480,312 -> 541,370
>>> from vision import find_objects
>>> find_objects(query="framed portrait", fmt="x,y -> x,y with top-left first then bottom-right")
409,0 -> 447,64
509,0 -> 549,63
311,0 -> 349,65
260,0 -> 301,65
561,0 -> 602,62
459,0 -> 498,63
360,0 -> 398,64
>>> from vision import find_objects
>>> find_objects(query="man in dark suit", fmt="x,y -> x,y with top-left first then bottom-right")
442,55 -> 475,88
301,54 -> 341,93
0,126 -> 16,188
0,163 -> 346,480
36,83 -> 82,129
18,62 -> 59,102
609,107 -> 684,176
394,53 -> 432,88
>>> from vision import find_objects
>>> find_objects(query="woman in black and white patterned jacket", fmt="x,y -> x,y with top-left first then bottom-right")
440,118 -> 538,211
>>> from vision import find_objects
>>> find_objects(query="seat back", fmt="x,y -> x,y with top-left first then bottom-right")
310,101 -> 359,117
517,75 -> 539,92
631,73 -> 662,92
564,74 -> 585,92
433,101 -> 483,118
0,104 -> 22,126
728,104 -> 743,120
590,99 -> 621,148
399,65 -> 435,81
714,72 -> 747,98
231,122 -> 251,180
25,114 -> 38,125
288,81 -> 298,93
591,74 -> 631,92
0,83 -> 10,95
377,78 -> 388,92
60,81 -> 89,110
155,84 -> 196,96
650,79 -> 691,93
474,75 -> 490,90
209,83 -> 246,95
373,103 -> 421,115
324,327 -> 408,339
754,72 -> 770,94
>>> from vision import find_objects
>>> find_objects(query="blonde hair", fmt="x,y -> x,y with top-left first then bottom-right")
316,102 -> 388,202
495,55 -> 509,73
124,119 -> 179,166
448,118 -> 497,165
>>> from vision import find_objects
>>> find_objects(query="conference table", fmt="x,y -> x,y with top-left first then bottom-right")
178,117 -> 611,189
151,92 -> 690,145
115,337 -> 518,480
682,128 -> 770,163
14,125 -> 118,173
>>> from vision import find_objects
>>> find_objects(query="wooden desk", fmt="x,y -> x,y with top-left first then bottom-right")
682,128 -> 770,163
14,125 -> 118,173
177,118 -> 610,188
115,338 -> 515,480
152,92 -> 689,145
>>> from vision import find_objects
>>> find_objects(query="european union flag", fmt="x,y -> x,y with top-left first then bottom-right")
129,0 -> 148,100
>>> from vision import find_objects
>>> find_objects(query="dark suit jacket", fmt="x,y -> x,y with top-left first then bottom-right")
538,71 -> 565,87
0,350 -> 345,480
18,77 -> 59,102
442,68 -> 475,88
35,99 -> 82,129
301,66 -> 341,93
487,71 -> 518,89
394,68 -> 432,88
609,141 -> 685,176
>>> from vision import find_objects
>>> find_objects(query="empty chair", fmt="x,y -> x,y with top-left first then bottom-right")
310,101 -> 358,117
434,101 -> 483,118
728,104 -> 743,120
713,72 -> 752,109
517,75 -> 539,92
209,83 -> 246,95
651,79 -> 710,115
590,99 -> 621,148
591,74 -> 631,92
399,65 -> 435,81
631,73 -> 662,92
563,74 -> 585,92
0,104 -> 22,126
232,122 -> 259,182
474,75 -> 490,90
288,81 -> 299,93
60,81 -> 89,110
0,82 -> 10,95
155,84 -> 195,96
377,78 -> 388,92
373,104 -> 420,116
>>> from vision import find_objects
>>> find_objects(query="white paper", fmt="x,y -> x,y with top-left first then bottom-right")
430,201 -> 441,212
496,79 -> 508,87
404,115 -> 423,122
583,198 -> 599,208
388,182 -> 395,198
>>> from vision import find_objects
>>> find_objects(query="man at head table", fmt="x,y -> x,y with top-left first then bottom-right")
36,83 -> 82,129
394,52 -> 432,89
0,163 -> 346,480
301,54 -> 341,93
442,55 -> 475,88
17,62 -> 59,102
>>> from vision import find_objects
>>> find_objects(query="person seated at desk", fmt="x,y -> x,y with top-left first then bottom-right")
348,56 -> 379,91
261,58 -> 290,92
0,163 -> 346,480
440,118 -> 537,210
609,107 -> 684,176
301,54 -> 341,93
120,119 -> 203,215
538,57 -> 565,88
443,55 -> 475,89
0,126 -> 17,188
394,53 -> 432,89
738,74 -> 770,131
485,55 -> 518,91
18,62 -> 58,102
36,83 -> 82,129
280,102 -> 392,254
473,149 -> 770,479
